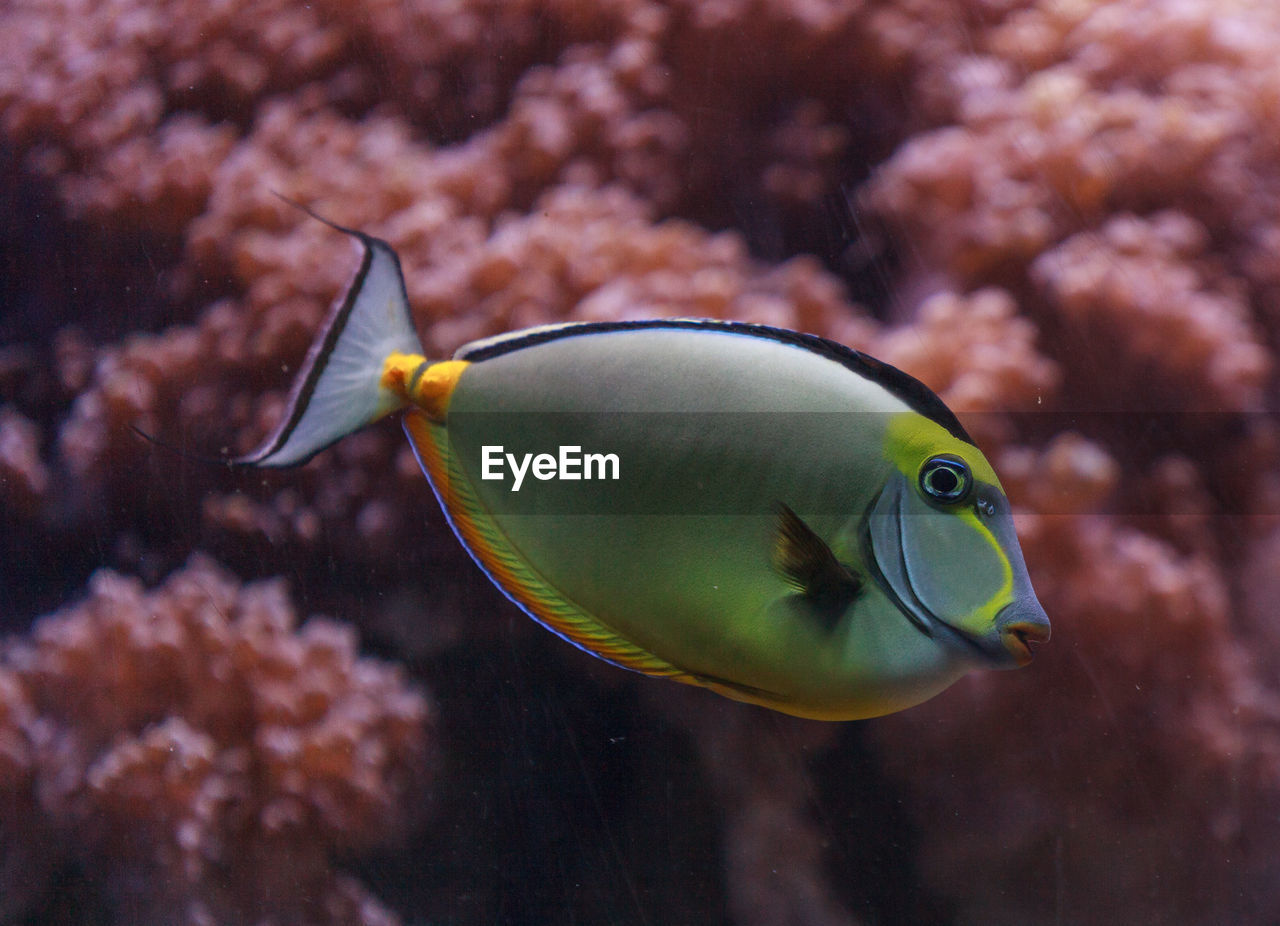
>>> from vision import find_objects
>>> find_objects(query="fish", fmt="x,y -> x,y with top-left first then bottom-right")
235,211 -> 1050,720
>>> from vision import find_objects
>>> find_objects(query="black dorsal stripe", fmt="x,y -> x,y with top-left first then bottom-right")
458,318 -> 973,444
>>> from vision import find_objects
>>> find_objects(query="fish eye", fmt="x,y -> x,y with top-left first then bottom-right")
919,455 -> 972,504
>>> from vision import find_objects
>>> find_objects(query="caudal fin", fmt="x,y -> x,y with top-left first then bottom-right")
237,209 -> 423,467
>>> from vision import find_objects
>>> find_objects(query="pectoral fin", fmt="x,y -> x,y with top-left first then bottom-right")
772,503 -> 861,627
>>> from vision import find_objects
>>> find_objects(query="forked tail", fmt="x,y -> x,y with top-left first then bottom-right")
237,205 -> 425,467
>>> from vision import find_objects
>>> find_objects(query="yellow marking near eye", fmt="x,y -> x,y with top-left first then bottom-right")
951,506 -> 1014,635
883,412 -> 1001,489
381,354 -> 469,423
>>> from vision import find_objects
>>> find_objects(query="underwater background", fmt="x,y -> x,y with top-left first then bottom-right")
2,0 -> 1279,923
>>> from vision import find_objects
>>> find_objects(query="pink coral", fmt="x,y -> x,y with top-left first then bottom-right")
1,555 -> 432,925
4,0 -> 1280,922
0,406 -> 48,515
653,685 -> 855,926
1032,211 -> 1270,412
871,287 -> 1059,447
0,0 -> 342,231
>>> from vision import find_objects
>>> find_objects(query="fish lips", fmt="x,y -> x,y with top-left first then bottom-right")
863,473 -> 1048,667
995,599 -> 1052,666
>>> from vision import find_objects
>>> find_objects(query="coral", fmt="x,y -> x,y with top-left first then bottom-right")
654,686 -> 856,926
4,0 -> 1280,923
1032,211 -> 1270,412
0,555 -> 433,925
0,666 -> 53,925
864,0 -> 1280,344
0,406 -> 48,516
870,287 -> 1059,447
0,0 -> 343,230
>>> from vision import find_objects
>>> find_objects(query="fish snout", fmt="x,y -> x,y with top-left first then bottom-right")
996,600 -> 1051,667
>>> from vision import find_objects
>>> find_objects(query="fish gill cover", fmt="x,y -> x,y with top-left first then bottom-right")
1,0 -> 1279,924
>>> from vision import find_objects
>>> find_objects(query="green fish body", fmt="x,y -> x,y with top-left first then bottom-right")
240,215 -> 1049,719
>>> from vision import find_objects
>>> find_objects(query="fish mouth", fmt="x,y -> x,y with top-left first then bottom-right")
997,606 -> 1051,667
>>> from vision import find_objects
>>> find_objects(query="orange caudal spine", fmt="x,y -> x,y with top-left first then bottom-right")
381,355 -> 469,423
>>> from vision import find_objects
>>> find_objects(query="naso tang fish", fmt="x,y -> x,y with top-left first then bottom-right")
238,214 -> 1050,720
